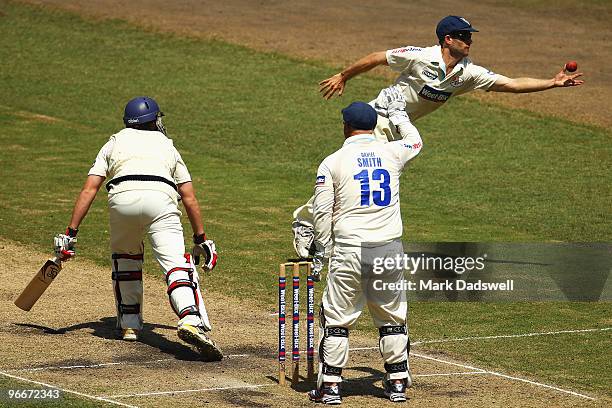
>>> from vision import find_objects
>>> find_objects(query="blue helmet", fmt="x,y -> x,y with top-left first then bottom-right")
123,96 -> 164,126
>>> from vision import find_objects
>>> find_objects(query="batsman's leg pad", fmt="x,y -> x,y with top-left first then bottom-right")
317,324 -> 349,388
167,254 -> 207,328
379,325 -> 412,384
191,267 -> 212,330
112,253 -> 144,330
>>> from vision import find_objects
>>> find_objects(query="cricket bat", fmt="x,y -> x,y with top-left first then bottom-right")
14,257 -> 62,311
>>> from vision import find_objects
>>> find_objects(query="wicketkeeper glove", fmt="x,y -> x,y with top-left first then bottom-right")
381,86 -> 410,127
54,227 -> 78,261
192,233 -> 218,272
311,241 -> 328,282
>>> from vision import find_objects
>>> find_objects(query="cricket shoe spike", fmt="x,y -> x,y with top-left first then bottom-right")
308,384 -> 342,405
292,222 -> 315,258
383,379 -> 407,402
177,324 -> 223,361
122,328 -> 139,341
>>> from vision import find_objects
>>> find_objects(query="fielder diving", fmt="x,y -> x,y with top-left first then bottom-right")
292,15 -> 584,257
53,96 -> 223,361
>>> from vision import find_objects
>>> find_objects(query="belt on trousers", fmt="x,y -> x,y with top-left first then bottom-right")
105,175 -> 178,192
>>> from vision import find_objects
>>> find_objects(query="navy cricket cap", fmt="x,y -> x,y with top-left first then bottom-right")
342,102 -> 378,131
436,16 -> 478,42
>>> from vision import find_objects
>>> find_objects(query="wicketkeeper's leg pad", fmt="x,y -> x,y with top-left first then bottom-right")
379,325 -> 412,384
317,325 -> 349,388
112,253 -> 144,330
166,254 -> 210,330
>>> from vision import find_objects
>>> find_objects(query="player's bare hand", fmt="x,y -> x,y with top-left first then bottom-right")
319,73 -> 346,100
553,68 -> 584,87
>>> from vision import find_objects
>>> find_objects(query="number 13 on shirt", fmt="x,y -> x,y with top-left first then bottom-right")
353,169 -> 391,206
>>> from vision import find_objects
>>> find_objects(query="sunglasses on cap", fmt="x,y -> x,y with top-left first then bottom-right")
449,31 -> 472,42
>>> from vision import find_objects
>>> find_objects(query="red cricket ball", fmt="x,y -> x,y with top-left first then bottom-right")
565,61 -> 578,72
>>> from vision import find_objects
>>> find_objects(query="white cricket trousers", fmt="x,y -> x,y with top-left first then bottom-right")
318,240 -> 411,387
108,189 -> 210,331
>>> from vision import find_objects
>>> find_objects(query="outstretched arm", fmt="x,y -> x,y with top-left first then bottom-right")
68,175 -> 105,230
177,181 -> 205,236
489,66 -> 584,93
319,51 -> 388,99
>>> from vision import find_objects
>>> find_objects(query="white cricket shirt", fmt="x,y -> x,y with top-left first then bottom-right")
372,45 -> 505,120
88,128 -> 191,198
313,132 -> 423,250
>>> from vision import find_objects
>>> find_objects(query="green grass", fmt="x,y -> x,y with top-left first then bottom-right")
0,0 -> 610,400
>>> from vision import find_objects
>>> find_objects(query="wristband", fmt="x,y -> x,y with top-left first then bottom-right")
66,227 -> 79,238
193,233 -> 206,245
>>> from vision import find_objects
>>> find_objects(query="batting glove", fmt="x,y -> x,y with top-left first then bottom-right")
192,233 -> 218,272
54,227 -> 78,261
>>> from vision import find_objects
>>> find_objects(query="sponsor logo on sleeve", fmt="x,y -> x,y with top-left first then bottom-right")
401,141 -> 422,150
418,85 -> 452,102
315,175 -> 326,186
422,69 -> 438,80
392,46 -> 422,54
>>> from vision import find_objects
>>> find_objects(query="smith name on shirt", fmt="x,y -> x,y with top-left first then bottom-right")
357,152 -> 382,168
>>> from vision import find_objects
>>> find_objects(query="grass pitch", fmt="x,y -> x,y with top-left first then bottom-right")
0,1 -> 610,403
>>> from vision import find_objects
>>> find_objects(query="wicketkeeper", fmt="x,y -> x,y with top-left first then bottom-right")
54,96 -> 222,360
309,102 -> 423,404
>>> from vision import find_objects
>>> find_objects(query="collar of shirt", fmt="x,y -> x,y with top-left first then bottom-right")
428,45 -> 468,80
343,133 -> 376,146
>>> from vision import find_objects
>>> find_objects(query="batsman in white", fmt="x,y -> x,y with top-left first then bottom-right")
308,102 -> 423,404
292,15 -> 585,257
53,96 -> 222,361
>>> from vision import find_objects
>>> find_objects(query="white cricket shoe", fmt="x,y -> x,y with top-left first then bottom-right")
308,384 -> 342,405
383,379 -> 407,402
122,328 -> 138,341
292,222 -> 314,258
177,324 -> 223,361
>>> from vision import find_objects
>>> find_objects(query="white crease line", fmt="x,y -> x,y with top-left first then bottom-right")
344,327 -> 612,353
352,371 -> 486,381
411,352 -> 596,401
0,370 -> 139,408
414,371 -> 486,378
484,370 -> 596,401
105,383 -> 274,398
348,346 -> 379,352
411,327 -> 612,346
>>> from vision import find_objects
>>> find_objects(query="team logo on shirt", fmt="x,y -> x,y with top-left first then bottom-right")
422,69 -> 438,80
450,76 -> 465,87
315,175 -> 326,186
418,85 -> 452,102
